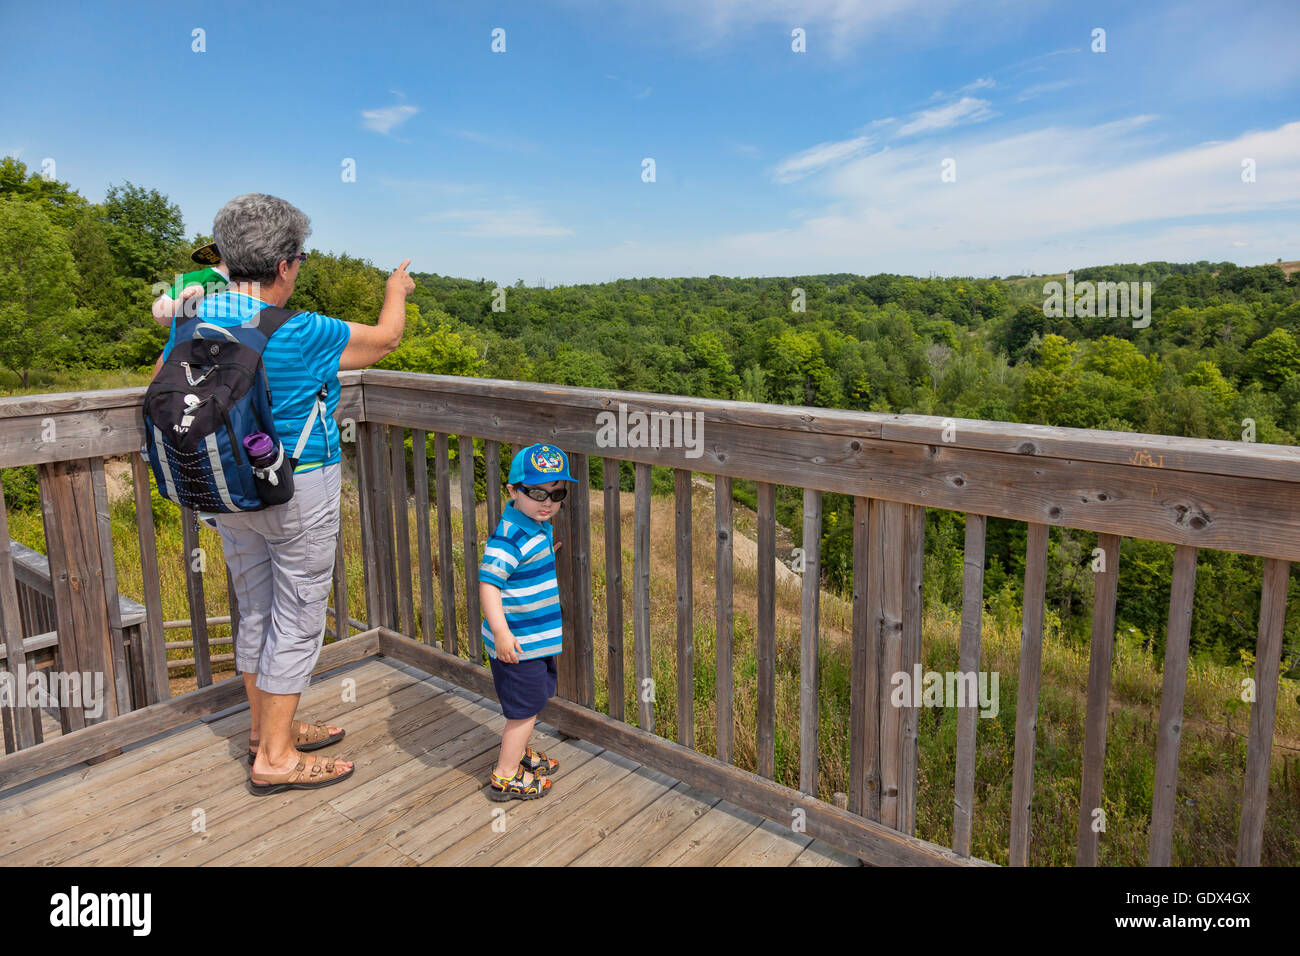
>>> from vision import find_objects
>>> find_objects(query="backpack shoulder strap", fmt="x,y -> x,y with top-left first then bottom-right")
251,306 -> 305,340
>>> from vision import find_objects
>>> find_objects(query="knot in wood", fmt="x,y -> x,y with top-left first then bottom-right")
1017,441 -> 1039,455
1171,503 -> 1210,530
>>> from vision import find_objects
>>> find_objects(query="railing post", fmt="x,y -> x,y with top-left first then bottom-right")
178,505 -> 213,689
555,452 -> 593,706
354,422 -> 378,629
129,452 -> 169,704
0,478 -> 37,750
36,458 -> 128,727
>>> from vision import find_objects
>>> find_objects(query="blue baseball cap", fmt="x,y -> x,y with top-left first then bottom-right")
508,443 -> 575,485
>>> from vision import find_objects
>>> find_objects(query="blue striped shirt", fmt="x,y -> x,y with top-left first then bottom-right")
162,291 -> 352,473
478,504 -> 562,660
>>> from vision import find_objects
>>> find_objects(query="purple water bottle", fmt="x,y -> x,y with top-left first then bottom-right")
244,432 -> 293,504
244,432 -> 278,470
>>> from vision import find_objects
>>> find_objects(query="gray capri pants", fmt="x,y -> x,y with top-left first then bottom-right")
214,463 -> 341,694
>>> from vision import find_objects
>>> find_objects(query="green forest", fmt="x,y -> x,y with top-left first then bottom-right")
3,156 -> 1298,674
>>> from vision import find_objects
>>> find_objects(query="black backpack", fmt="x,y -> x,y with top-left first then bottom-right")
142,305 -> 328,512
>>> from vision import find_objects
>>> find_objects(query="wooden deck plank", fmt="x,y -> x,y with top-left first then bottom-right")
570,781 -> 721,866
206,802 -> 366,867
791,840 -> 864,867
0,631 -> 380,794
426,740 -> 637,867
0,660 -> 405,860
0,659 -> 396,822
0,659 -> 396,815
718,817 -> 813,866
327,840 -> 419,867
491,756 -> 674,866
250,698 -> 585,868
645,799 -> 763,866
324,702 -> 502,820
390,736 -> 597,864
332,717 -> 564,859
28,671 -> 450,866
124,685 -> 493,867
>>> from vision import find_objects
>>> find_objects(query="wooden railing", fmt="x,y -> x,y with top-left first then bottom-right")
0,369 -> 1295,866
0,539 -> 147,746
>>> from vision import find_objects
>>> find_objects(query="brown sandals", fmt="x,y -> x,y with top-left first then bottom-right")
246,719 -> 345,763
249,754 -> 354,795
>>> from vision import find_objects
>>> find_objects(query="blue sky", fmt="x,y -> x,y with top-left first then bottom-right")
2,0 -> 1298,283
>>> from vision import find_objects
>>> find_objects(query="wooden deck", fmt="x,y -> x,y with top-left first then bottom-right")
0,658 -> 858,867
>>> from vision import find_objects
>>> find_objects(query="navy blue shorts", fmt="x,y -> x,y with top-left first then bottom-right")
489,654 -> 558,720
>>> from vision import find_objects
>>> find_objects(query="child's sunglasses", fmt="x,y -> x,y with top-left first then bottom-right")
517,484 -> 568,502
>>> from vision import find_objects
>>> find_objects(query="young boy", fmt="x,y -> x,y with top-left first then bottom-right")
151,241 -> 230,324
478,442 -> 576,800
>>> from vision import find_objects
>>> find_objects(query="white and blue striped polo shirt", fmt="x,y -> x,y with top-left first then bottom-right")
478,503 -> 562,660
161,291 -> 351,474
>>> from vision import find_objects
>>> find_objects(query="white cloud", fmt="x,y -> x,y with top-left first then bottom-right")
482,117 -> 1300,282
757,117 -> 1300,272
770,135 -> 871,183
933,77 -> 995,99
361,104 -> 419,135
896,96 -> 995,137
1015,79 -> 1077,102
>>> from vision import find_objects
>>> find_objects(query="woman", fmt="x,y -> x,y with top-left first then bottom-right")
155,193 -> 413,791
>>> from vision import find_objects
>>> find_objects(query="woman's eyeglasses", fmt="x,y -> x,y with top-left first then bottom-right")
517,485 -> 568,502
284,252 -> 308,265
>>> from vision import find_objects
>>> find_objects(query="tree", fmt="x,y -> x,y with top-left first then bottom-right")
0,199 -> 85,386
685,330 -> 740,398
1081,336 -> 1161,390
1017,334 -> 1077,424
376,311 -> 486,378
1243,328 -> 1300,389
997,303 -> 1045,363
765,328 -> 843,407
99,181 -> 185,281
0,157 -> 88,228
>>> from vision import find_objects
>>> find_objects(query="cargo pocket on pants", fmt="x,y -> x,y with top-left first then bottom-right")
288,522 -> 338,639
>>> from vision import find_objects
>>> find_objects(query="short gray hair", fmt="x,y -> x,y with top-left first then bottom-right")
213,193 -> 311,283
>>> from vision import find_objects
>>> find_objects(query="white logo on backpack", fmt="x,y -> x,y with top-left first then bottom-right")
176,393 -> 202,433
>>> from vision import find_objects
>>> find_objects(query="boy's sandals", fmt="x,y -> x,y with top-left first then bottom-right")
519,747 -> 559,776
246,720 -> 345,763
248,754 -> 354,795
487,766 -> 552,801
